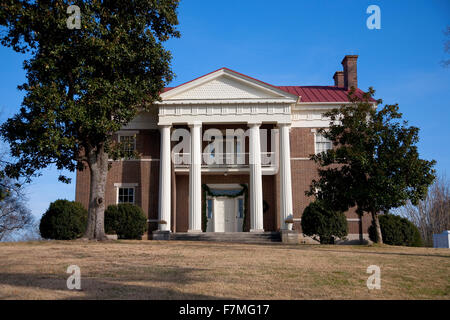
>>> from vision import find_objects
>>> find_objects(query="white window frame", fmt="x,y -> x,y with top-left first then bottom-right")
114,183 -> 138,204
118,130 -> 138,156
313,130 -> 332,155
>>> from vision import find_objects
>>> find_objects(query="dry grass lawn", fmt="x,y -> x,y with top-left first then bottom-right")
0,240 -> 448,300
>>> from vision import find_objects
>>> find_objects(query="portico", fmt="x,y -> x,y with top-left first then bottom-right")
156,68 -> 298,234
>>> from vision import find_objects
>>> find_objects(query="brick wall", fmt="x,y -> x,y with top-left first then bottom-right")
289,127 -> 372,234
75,126 -> 372,237
75,129 -> 161,239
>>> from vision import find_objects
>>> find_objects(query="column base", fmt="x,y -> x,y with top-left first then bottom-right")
187,229 -> 203,233
152,230 -> 171,240
281,230 -> 299,244
250,229 -> 264,233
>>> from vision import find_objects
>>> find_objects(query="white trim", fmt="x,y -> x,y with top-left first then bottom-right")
314,131 -> 332,155
313,131 -> 317,154
118,133 -> 137,158
158,99 -> 295,105
174,166 -> 278,175
114,183 -> 138,187
115,185 -> 137,204
160,68 -> 298,102
158,104 -> 292,126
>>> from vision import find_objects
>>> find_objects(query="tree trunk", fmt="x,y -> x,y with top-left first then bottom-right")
371,211 -> 383,244
83,144 -> 109,240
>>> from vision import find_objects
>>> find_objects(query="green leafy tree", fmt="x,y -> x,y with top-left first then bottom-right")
301,200 -> 348,244
307,88 -> 436,244
0,0 -> 180,240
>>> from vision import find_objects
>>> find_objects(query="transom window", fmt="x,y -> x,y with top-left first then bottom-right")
315,133 -> 332,154
118,187 -> 135,204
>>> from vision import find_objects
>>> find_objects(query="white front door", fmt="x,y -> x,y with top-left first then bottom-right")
214,198 -> 236,232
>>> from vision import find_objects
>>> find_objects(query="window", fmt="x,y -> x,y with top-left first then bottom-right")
237,198 -> 244,218
119,135 -> 136,157
207,199 -> 213,219
118,187 -> 135,204
315,133 -> 332,154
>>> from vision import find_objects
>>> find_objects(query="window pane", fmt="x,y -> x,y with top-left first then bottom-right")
129,188 -> 134,203
238,198 -> 244,218
118,187 -> 134,204
316,134 -> 332,154
120,135 -> 136,155
207,199 -> 213,219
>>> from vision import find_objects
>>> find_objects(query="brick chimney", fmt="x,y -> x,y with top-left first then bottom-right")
341,55 -> 358,90
333,71 -> 344,87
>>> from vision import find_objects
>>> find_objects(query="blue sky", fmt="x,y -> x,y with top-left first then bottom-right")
0,0 -> 449,220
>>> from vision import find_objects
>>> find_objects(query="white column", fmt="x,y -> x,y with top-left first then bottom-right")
249,122 -> 264,232
188,121 -> 202,232
158,125 -> 171,231
279,123 -> 293,230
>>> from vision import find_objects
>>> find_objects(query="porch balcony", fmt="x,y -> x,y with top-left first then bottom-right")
172,152 -> 278,174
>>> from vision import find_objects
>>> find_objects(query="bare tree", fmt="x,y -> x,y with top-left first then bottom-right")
0,136 -> 34,241
0,177 -> 33,241
397,175 -> 450,246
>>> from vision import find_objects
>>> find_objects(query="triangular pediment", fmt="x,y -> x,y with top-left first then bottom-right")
160,68 -> 298,103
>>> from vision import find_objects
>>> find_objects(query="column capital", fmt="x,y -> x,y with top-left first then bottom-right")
188,121 -> 202,128
247,121 -> 262,127
277,121 -> 291,128
158,123 -> 172,128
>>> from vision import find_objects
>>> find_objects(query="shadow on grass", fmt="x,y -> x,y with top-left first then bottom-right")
161,241 -> 450,259
0,265 -> 231,300
266,245 -> 450,259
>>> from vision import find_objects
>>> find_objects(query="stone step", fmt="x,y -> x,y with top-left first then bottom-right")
169,232 -> 281,243
170,234 -> 280,238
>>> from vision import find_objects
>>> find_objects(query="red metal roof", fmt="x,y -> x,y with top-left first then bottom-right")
162,68 -> 375,103
276,86 -> 374,103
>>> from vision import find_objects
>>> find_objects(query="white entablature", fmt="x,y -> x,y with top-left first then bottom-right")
157,68 -> 298,125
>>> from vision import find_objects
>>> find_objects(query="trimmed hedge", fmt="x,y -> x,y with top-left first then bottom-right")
39,200 -> 88,240
369,214 -> 422,247
301,200 -> 348,244
104,203 -> 147,239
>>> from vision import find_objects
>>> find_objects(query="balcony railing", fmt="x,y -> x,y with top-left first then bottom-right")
173,152 -> 276,169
